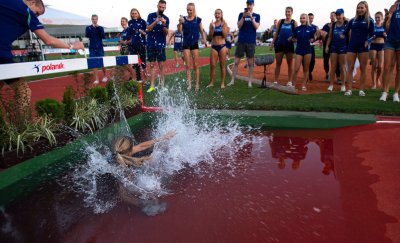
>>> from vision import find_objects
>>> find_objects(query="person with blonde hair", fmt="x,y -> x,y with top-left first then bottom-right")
208,9 -> 229,89
112,131 -> 176,167
289,13 -> 315,91
178,2 -> 208,91
129,8 -> 148,82
341,1 -> 374,96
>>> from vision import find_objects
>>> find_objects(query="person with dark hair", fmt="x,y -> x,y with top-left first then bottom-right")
146,0 -> 169,92
271,6 -> 297,86
307,13 -> 319,82
119,17 -> 136,81
325,8 -> 348,92
227,0 -> 260,88
341,1 -> 374,96
225,29 -> 234,60
178,2 -> 207,91
289,13 -> 315,91
168,24 -> 184,68
380,0 -> 400,102
86,14 -> 108,84
208,9 -> 229,89
320,11 -> 341,83
128,8 -> 147,82
369,11 -> 386,89
0,0 -> 83,112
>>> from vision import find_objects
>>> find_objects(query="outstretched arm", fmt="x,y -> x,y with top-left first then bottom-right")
34,29 -> 84,50
131,131 -> 177,155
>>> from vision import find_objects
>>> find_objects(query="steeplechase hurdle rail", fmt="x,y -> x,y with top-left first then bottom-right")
0,55 -> 162,112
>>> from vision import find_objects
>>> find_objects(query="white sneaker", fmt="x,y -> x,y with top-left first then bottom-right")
102,77 -> 108,83
327,85 -> 333,91
359,90 -> 366,97
227,80 -> 234,86
287,81 -> 293,87
93,80 -> 99,84
248,82 -> 252,88
379,92 -> 388,101
344,90 -> 352,96
393,93 -> 400,102
340,85 -> 346,92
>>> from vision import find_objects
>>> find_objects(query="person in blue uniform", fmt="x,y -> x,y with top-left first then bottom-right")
307,13 -> 319,82
380,0 -> 400,102
208,9 -> 229,89
178,2 -> 207,91
86,14 -> 108,84
227,0 -> 260,88
146,0 -> 169,92
0,0 -> 83,111
225,29 -> 234,60
128,8 -> 147,82
271,6 -> 297,86
168,25 -> 184,68
118,17 -> 136,81
289,13 -> 315,91
369,12 -> 386,89
321,12 -> 338,82
341,1 -> 374,96
325,8 -> 348,92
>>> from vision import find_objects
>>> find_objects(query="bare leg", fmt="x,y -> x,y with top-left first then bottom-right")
302,54 -> 311,89
247,57 -> 254,87
219,47 -> 227,88
345,52 -> 357,92
228,56 -> 241,86
369,50 -> 377,89
395,51 -> 400,94
158,61 -> 165,87
358,52 -> 369,91
209,48 -> 218,87
376,50 -> 384,88
9,78 -> 31,112
149,62 -> 156,88
338,54 -> 347,90
328,53 -> 338,87
192,49 -> 200,91
292,55 -> 303,88
274,52 -> 284,83
183,49 -> 192,90
286,53 -> 294,83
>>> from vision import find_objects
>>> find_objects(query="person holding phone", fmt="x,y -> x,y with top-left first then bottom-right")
146,0 -> 169,92
227,0 -> 260,88
380,0 -> 400,102
178,2 -> 207,91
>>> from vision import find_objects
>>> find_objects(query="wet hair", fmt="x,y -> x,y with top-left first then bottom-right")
300,13 -> 309,26
112,136 -> 137,167
187,2 -> 197,17
356,1 -> 371,27
130,8 -> 141,19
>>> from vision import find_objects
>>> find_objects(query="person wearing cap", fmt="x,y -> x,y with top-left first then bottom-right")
325,8 -> 349,92
0,0 -> 84,113
341,1 -> 374,97
86,14 -> 109,84
227,0 -> 260,88
380,0 -> 400,102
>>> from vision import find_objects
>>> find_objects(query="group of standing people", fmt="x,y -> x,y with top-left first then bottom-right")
270,1 -> 400,101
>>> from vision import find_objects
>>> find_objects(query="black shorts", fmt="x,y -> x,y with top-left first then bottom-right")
0,58 -> 19,85
235,42 -> 256,58
183,43 -> 199,50
275,43 -> 295,54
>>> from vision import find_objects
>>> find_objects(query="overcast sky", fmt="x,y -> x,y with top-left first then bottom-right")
45,0 -> 395,31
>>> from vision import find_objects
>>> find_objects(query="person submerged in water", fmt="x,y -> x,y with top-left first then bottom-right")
111,130 -> 177,167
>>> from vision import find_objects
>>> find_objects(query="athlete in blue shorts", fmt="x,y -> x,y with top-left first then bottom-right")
369,12 -> 386,89
342,2 -> 374,96
271,6 -> 297,86
86,14 -> 108,84
0,0 -> 83,111
228,0 -> 260,88
146,0 -> 169,92
178,2 -> 207,91
167,26 -> 184,68
380,0 -> 400,102
290,13 -> 315,91
325,9 -> 348,92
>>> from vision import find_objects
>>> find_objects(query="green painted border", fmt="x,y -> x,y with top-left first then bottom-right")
0,110 -> 376,206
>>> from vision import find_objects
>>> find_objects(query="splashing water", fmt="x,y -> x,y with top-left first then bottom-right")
73,83 -> 249,214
